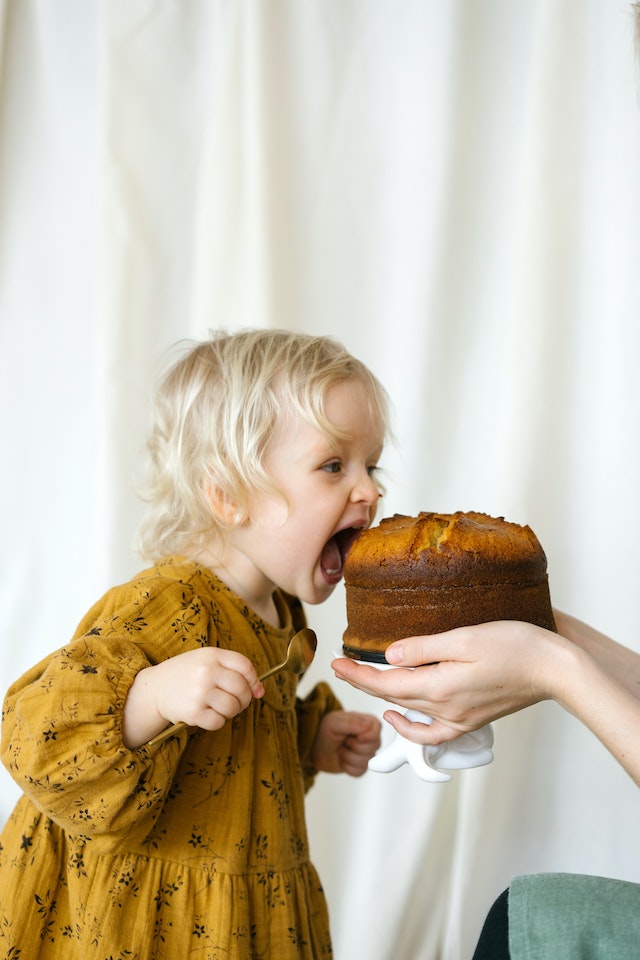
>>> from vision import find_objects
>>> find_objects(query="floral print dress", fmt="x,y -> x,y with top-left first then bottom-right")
0,558 -> 340,959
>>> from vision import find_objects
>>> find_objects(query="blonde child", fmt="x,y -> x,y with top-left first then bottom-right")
0,329 -> 387,959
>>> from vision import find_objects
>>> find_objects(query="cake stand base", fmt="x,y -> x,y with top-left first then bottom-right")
368,709 -> 494,783
340,653 -> 494,783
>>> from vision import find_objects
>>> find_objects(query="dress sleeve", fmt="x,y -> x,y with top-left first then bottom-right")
0,576 -> 209,846
295,681 -> 343,792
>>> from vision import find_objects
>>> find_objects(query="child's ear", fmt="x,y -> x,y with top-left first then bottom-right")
205,484 -> 239,525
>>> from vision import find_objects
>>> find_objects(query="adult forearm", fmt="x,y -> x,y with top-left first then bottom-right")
553,642 -> 640,787
554,611 -> 640,702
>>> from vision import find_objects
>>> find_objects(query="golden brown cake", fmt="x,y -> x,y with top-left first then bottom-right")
342,511 -> 556,662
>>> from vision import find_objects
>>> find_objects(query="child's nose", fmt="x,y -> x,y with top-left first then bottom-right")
351,471 -> 381,505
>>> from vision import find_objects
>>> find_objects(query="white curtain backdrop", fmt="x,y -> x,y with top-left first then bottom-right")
1,2 -> 639,957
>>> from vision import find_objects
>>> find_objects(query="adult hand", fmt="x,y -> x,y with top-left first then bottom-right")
332,619 -> 568,745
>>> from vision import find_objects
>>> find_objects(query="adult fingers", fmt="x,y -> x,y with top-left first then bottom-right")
331,657 -> 441,708
384,631 -> 467,667
382,709 -> 464,745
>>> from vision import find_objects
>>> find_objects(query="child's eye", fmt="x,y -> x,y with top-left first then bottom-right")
322,461 -> 342,474
367,464 -> 380,477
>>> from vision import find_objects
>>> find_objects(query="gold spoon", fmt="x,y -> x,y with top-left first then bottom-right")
147,628 -> 317,748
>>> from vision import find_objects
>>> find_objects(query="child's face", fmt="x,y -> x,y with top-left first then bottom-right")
224,379 -> 384,608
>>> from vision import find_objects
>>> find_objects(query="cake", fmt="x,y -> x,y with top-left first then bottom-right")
342,511 -> 556,662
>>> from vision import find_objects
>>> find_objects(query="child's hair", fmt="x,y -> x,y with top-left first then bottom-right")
136,328 -> 391,561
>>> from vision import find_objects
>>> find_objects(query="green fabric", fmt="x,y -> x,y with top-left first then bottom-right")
509,873 -> 640,960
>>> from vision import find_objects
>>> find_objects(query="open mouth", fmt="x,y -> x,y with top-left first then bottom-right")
320,527 -> 365,582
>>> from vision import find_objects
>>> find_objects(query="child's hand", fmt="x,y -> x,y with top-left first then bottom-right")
123,648 -> 264,748
309,711 -> 381,777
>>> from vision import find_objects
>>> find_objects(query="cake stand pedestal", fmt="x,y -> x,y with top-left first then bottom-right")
344,656 -> 494,783
368,707 -> 494,783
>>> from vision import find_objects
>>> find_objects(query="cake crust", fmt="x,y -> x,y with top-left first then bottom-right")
342,511 -> 556,662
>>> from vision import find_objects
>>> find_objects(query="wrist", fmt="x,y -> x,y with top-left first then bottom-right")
545,638 -> 601,715
123,665 -> 168,748
530,630 -> 583,704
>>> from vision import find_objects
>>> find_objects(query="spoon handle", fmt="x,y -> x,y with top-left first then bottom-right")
146,722 -> 188,749
256,656 -> 288,682
145,657 -> 288,749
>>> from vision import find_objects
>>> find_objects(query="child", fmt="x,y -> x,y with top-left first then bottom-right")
0,329 -> 388,960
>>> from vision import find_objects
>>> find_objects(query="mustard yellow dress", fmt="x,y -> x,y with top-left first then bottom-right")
0,558 -> 340,959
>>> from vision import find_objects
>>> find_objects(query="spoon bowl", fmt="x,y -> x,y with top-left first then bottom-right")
147,628 -> 317,748
258,627 -> 317,681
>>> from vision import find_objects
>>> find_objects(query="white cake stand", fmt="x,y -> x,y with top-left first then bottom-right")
341,655 -> 494,783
